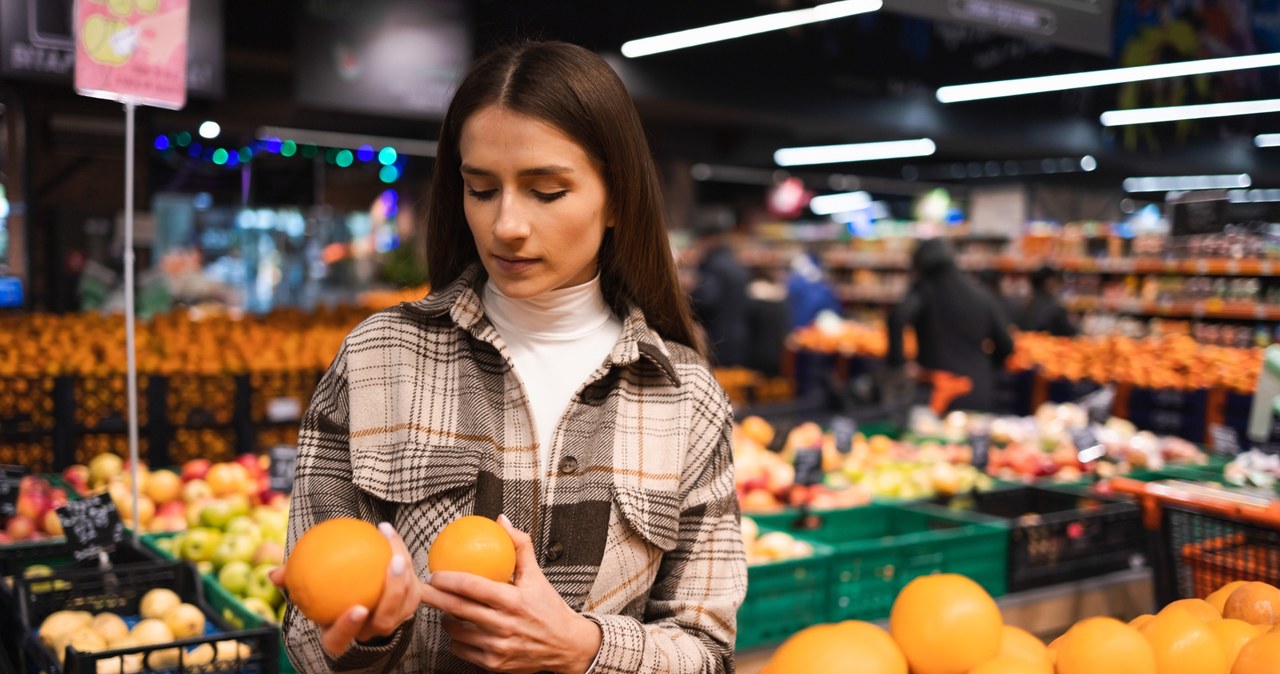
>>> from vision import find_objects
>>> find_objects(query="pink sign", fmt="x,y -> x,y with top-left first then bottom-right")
74,0 -> 190,110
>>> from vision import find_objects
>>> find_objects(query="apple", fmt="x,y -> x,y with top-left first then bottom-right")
42,510 -> 64,536
196,560 -> 215,576
182,479 -> 213,505
157,501 -> 185,519
260,491 -> 289,510
61,465 -> 90,495
89,453 -> 124,487
0,532 -> 12,544
240,596 -> 277,624
149,514 -> 187,533
246,564 -> 283,608
251,540 -> 284,567
225,517 -> 262,543
277,602 -> 287,624
182,459 -> 212,483
186,499 -> 210,529
234,454 -> 263,479
225,493 -> 251,519
180,528 -> 223,563
6,515 -> 36,541
212,534 -> 258,568
15,489 -> 49,521
48,488 -> 69,510
217,560 -> 253,596
199,500 -> 237,530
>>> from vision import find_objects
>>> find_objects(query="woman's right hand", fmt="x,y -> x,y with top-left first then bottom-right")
268,522 -> 424,658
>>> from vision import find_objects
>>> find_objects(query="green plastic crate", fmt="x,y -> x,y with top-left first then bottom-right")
754,503 -> 1007,623
737,535 -> 834,650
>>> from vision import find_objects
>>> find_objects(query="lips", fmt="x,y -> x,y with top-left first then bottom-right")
493,255 -> 540,273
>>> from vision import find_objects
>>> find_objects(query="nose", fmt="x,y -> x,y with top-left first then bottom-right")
491,191 -> 531,243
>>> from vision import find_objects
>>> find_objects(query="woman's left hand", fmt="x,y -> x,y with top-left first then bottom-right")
420,514 -> 603,674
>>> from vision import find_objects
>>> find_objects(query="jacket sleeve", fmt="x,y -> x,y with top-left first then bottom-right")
584,370 -> 746,674
887,287 -> 922,367
987,299 -> 1015,367
281,340 -> 414,673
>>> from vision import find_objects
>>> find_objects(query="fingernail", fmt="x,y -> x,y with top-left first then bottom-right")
350,606 -> 368,622
390,555 -> 406,576
497,514 -> 511,525
378,522 -> 395,539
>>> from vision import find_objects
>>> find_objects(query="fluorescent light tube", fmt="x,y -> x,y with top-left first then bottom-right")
1257,134 -> 1280,148
1228,189 -> 1280,203
621,0 -> 882,58
1101,99 -> 1280,126
809,191 -> 872,215
775,138 -> 936,167
1123,174 -> 1251,192
938,52 -> 1280,103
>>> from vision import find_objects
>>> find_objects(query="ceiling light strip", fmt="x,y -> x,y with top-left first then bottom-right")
621,0 -> 882,58
1100,99 -> 1280,126
1122,174 -> 1251,193
937,52 -> 1280,103
775,138 -> 936,167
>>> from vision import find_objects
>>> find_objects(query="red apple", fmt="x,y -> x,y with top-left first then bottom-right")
234,454 -> 263,479
157,501 -> 185,519
261,491 -> 288,510
48,489 -> 69,510
0,532 -> 12,545
6,515 -> 36,541
181,459 -> 211,483
15,490 -> 49,521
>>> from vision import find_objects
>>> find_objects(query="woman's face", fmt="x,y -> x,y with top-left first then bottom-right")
459,105 -> 613,298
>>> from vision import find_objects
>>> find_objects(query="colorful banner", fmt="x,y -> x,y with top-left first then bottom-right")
73,0 -> 189,109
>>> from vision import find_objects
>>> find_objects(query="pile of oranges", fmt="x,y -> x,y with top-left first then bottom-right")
1007,333 -> 1261,392
763,575 -> 1280,674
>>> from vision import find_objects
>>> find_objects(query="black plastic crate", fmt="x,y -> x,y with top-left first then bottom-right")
933,485 -> 1144,592
1162,503 -> 1280,604
15,560 -> 278,674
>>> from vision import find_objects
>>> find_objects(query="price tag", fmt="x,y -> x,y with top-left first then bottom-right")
1077,386 -> 1116,425
57,493 -> 125,562
0,465 -> 27,521
970,430 -> 991,471
266,397 -> 302,423
793,448 -> 824,487
830,415 -> 857,455
1209,423 -> 1241,456
1072,427 -> 1105,463
268,445 -> 299,492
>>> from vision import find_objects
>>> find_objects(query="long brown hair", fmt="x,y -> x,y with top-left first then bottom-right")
421,40 -> 703,356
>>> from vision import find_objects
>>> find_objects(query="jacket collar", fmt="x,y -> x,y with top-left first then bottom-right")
401,264 -> 681,386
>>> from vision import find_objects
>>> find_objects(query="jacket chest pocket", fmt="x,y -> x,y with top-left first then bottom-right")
613,485 -> 681,553
350,437 -> 482,506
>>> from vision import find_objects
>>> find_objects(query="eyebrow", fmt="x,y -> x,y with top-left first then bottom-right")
459,164 -> 575,177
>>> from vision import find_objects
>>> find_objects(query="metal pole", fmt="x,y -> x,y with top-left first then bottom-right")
123,101 -> 140,540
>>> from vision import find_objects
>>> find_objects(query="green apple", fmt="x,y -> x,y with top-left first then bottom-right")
199,499 -> 236,530
226,494 -> 251,519
212,534 -> 258,569
225,517 -> 263,544
180,528 -> 223,563
277,601 -> 287,624
240,596 -> 277,624
196,560 -> 215,576
246,564 -> 283,608
217,560 -> 253,596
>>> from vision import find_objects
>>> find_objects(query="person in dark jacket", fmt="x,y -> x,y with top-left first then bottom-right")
691,213 -> 750,367
1016,266 -> 1078,337
887,238 -> 1014,412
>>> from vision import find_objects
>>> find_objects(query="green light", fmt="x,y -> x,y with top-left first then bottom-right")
324,148 -> 339,164
378,147 -> 398,165
301,144 -> 317,158
175,131 -> 192,147
239,147 -> 253,162
212,148 -> 229,165
335,149 -> 354,167
379,165 -> 400,183
280,140 -> 297,157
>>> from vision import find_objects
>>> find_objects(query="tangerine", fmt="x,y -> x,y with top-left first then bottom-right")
284,518 -> 392,626
427,516 -> 516,583
889,574 -> 1002,674
1231,632 -> 1280,674
1163,598 -> 1221,623
1129,614 -> 1155,630
1223,582 -> 1280,626
763,621 -> 906,674
1054,617 -> 1156,674
1140,605 -> 1229,674
1206,619 -> 1262,668
1208,582 -> 1249,615
994,625 -> 1051,673
967,656 -> 1043,674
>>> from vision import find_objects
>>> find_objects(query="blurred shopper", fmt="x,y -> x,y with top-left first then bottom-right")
887,238 -> 1013,412
976,268 -> 1017,327
275,41 -> 744,674
1016,265 -> 1078,337
745,268 -> 790,377
690,210 -> 750,367
786,250 -> 842,329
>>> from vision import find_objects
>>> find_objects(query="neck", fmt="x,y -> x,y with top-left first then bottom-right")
484,275 -> 615,340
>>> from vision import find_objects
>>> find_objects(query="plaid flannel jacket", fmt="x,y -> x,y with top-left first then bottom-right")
282,265 -> 746,673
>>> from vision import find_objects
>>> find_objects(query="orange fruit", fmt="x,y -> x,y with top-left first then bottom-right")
1054,617 -> 1156,674
1163,598 -> 1222,623
285,518 -> 392,627
144,469 -> 182,505
1130,614 -> 1155,630
1206,619 -> 1262,667
1223,583 -> 1280,626
1208,582 -> 1249,615
763,621 -> 906,674
889,574 -> 1002,674
1141,605 -> 1229,674
1231,632 -> 1280,674
967,656 -> 1043,674
427,516 -> 516,583
995,625 -> 1051,673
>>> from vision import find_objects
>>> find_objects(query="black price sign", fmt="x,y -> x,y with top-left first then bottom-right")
830,415 -> 857,455
0,465 -> 26,521
268,445 -> 299,492
1209,423 -> 1242,456
793,448 -> 824,487
1072,427 -> 1105,463
970,431 -> 991,471
57,493 -> 125,562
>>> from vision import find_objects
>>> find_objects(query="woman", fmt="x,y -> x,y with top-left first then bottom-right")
886,238 -> 1013,412
273,41 -> 746,673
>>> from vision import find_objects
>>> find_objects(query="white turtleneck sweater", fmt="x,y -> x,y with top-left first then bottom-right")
483,275 -> 624,473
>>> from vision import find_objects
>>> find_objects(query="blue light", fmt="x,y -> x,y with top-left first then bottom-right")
188,141 -> 203,158
265,137 -> 282,153
239,147 -> 253,162
379,188 -> 399,218
154,135 -> 171,151
357,145 -> 375,162
226,152 -> 240,167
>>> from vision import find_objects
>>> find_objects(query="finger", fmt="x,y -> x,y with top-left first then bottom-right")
356,553 -> 413,640
320,606 -> 369,658
441,615 -> 495,647
268,566 -> 286,588
421,581 -> 504,628
429,570 -> 518,611
496,514 -> 540,583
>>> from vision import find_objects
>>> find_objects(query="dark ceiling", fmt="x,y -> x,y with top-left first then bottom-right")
212,0 -> 1280,190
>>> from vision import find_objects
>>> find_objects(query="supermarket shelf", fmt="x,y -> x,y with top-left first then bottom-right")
1064,297 -> 1280,320
737,250 -> 1280,277
734,567 -> 1153,672
833,286 -> 903,305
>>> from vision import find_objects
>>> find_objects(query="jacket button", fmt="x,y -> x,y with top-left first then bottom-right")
558,456 -> 579,474
546,541 -> 564,562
